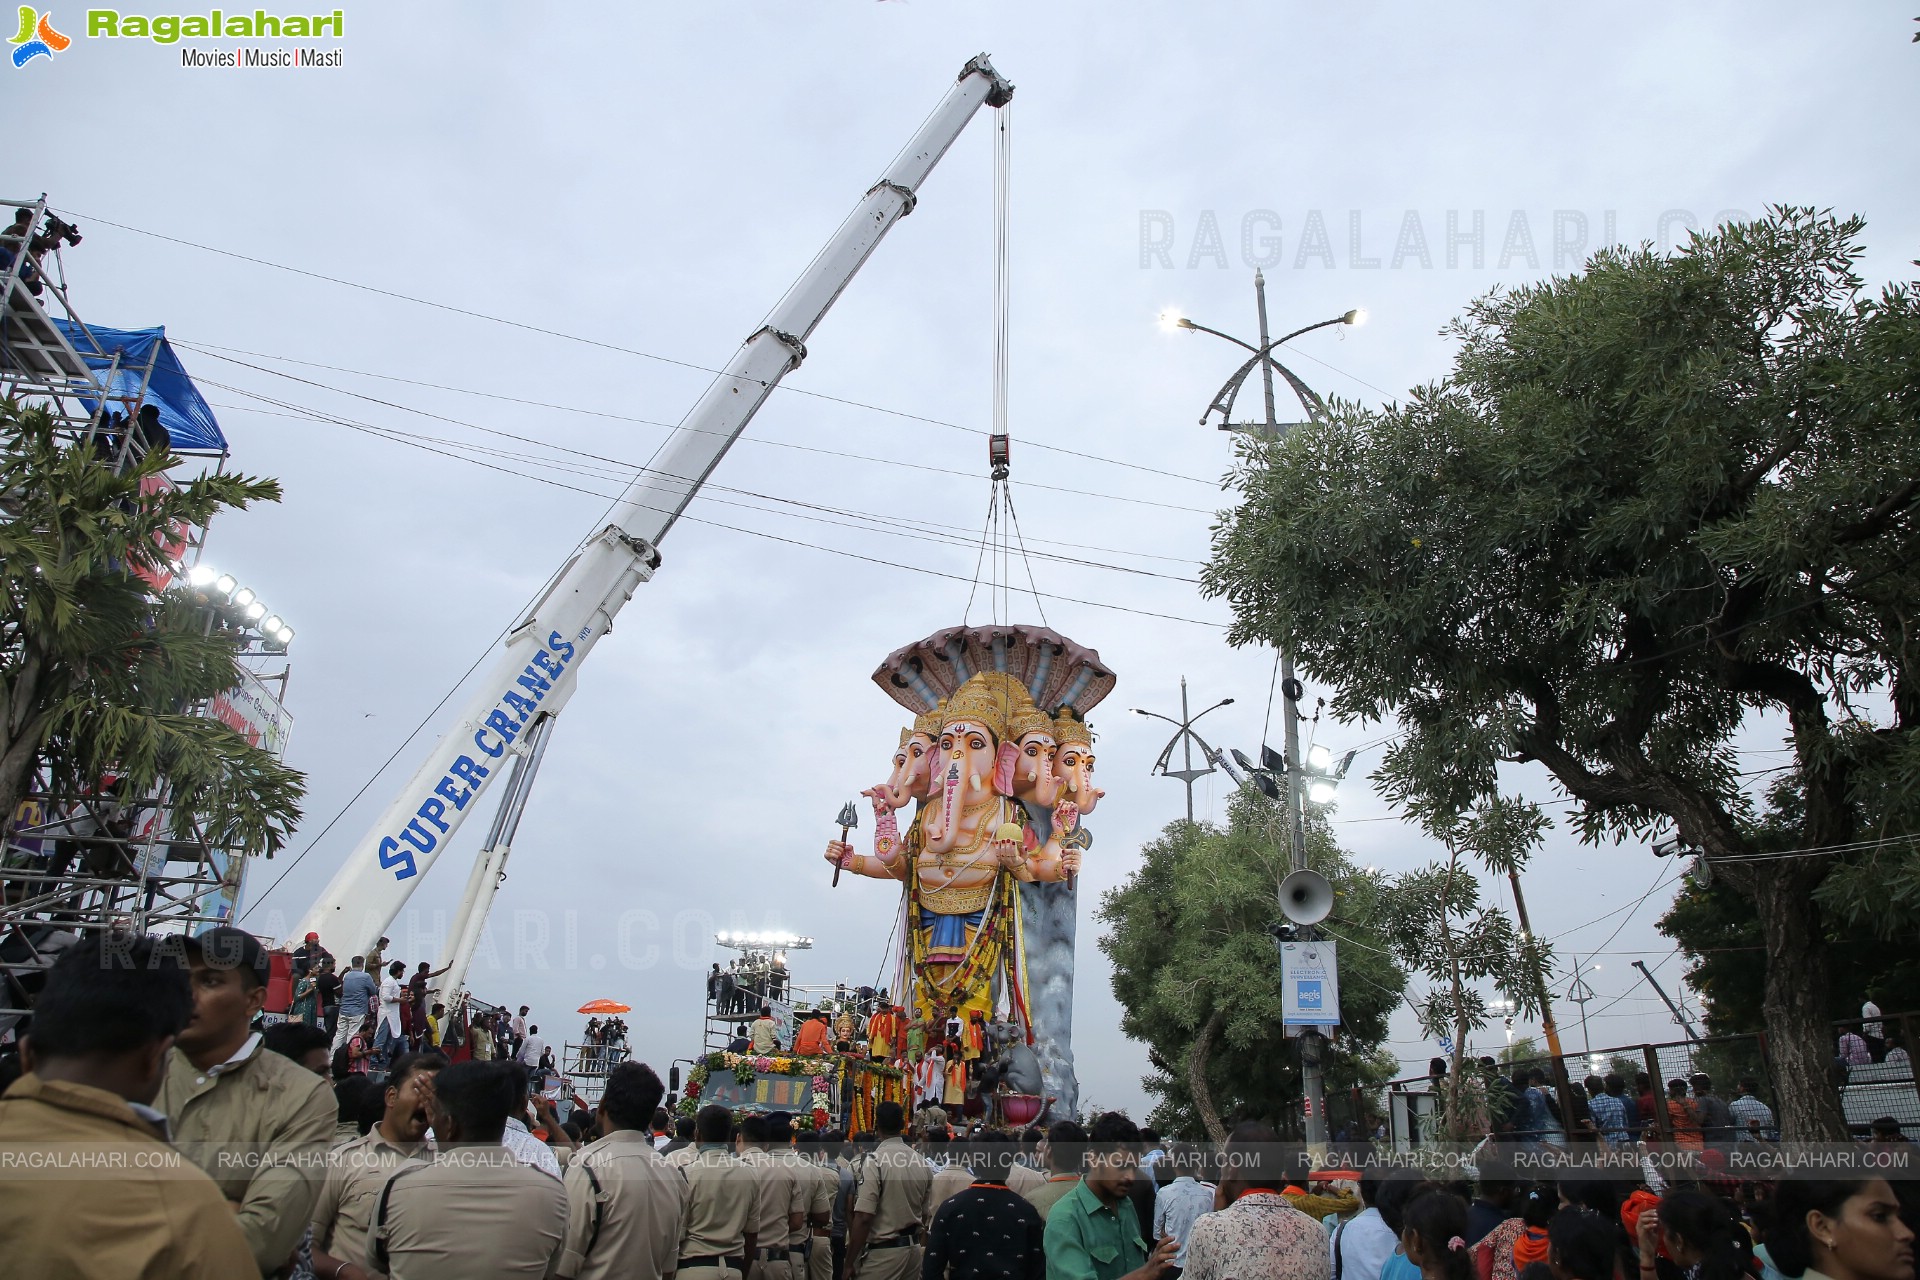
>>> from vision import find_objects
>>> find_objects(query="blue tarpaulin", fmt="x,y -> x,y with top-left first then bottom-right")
50,319 -> 228,453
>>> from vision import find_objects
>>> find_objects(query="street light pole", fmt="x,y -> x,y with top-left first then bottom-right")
1567,955 -> 1598,1065
1133,681 -> 1235,823
1253,268 -> 1328,1152
1165,274 -> 1361,1154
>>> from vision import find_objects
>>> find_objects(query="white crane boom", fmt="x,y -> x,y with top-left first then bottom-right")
293,56 -> 1015,997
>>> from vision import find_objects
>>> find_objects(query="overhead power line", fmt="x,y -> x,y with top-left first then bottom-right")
62,209 -> 1224,490
205,388 -> 1227,630
196,381 -> 1204,585
178,342 -> 1221,520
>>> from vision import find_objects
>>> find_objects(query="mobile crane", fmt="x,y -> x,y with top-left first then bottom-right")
293,56 -> 1015,1000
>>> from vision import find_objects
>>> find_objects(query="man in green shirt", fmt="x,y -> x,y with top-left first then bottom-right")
1043,1113 -> 1176,1280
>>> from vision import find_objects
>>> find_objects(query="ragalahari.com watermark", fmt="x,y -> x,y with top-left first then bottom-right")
1139,208 -> 1754,271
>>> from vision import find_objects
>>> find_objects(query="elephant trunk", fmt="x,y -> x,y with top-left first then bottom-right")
926,759 -> 963,848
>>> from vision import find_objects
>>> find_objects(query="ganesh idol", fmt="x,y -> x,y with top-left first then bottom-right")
827,674 -> 1077,964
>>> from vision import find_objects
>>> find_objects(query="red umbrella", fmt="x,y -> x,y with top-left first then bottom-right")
577,999 -> 631,1014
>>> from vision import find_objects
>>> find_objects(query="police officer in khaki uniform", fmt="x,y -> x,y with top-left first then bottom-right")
679,1104 -> 763,1280
310,1050 -> 445,1280
371,1060 -> 567,1279
560,1063 -> 691,1280
741,1111 -> 807,1280
156,927 -> 337,1275
779,1128 -> 833,1280
842,1102 -> 932,1280
796,1131 -> 838,1280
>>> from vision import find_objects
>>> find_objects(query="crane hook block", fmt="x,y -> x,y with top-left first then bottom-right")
988,433 -> 1011,480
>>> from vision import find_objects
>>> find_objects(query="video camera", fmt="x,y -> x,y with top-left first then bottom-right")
36,214 -> 82,250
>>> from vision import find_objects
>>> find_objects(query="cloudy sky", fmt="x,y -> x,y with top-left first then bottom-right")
16,3 -> 1918,1117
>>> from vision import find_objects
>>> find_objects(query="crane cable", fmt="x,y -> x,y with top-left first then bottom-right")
962,105 -> 1049,630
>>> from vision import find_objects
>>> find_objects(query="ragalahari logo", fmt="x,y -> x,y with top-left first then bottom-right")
10,6 -> 70,65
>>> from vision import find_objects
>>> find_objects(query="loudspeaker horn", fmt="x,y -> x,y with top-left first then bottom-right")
1278,868 -> 1333,925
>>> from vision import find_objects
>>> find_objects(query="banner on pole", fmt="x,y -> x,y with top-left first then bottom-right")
1281,939 -> 1341,1027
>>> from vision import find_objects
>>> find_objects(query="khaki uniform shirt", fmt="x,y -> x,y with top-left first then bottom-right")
928,1161 -> 976,1213
1007,1162 -> 1045,1195
0,1074 -> 258,1278
560,1129 -> 691,1280
853,1137 -> 933,1240
372,1145 -> 567,1278
311,1128 -> 423,1274
157,1032 -> 337,1272
667,1142 -> 700,1169
1022,1175 -> 1081,1221
802,1157 -> 837,1230
747,1146 -> 808,1250
681,1144 -> 764,1258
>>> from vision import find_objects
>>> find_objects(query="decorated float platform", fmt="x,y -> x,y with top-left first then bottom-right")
678,1050 -> 911,1134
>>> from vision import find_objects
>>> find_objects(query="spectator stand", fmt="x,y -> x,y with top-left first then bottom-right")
0,204 -> 285,1043
1381,1011 -> 1920,1147
564,1023 -> 630,1106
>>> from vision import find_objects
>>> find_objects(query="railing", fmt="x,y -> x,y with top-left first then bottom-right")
1379,1011 -> 1920,1147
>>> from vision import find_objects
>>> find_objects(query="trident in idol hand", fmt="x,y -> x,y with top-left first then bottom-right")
830,801 -> 859,888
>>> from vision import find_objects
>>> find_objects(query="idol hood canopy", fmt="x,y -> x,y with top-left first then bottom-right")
871,624 -> 1115,721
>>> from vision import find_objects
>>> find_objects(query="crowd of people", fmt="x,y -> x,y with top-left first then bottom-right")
274,930 -> 568,1084
577,1016 -> 632,1073
1,926 -> 1915,1280
709,959 -> 797,1016
1422,1058 -> 1790,1152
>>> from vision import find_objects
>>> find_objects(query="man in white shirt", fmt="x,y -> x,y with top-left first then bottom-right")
1864,999 -> 1888,1058
502,1062 -> 564,1179
1152,1145 -> 1217,1271
1328,1172 -> 1397,1280
375,960 -> 407,1055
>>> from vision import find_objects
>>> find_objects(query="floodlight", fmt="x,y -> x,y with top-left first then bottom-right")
262,615 -> 283,634
1306,743 -> 1332,772
277,627 -> 294,644
214,574 -> 237,597
245,602 -> 266,621
1343,308 -> 1368,326
231,587 -> 255,608
1307,780 -> 1339,805
774,951 -> 787,964
187,564 -> 217,587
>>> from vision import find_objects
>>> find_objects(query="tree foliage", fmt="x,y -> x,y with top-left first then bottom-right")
1202,209 -> 1920,1139
1097,789 -> 1406,1139
0,401 -> 305,857
1659,876 -> 1920,1037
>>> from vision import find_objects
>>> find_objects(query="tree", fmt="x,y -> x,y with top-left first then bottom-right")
1659,875 -> 1920,1037
1203,209 -> 1920,1139
1097,789 -> 1406,1139
1499,1036 -> 1542,1066
0,401 -> 304,858
1373,798 -> 1550,1139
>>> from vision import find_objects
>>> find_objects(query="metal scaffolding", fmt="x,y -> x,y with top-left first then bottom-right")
0,195 -> 278,1036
